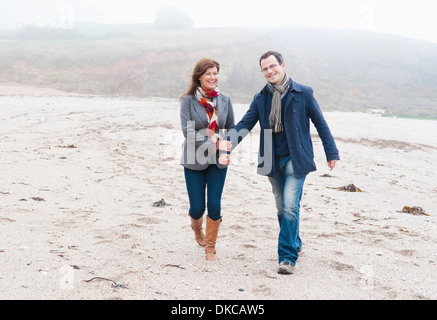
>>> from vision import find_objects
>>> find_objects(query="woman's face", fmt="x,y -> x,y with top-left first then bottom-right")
199,67 -> 218,92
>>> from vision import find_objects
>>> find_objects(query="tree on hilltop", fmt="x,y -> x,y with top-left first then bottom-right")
154,6 -> 193,30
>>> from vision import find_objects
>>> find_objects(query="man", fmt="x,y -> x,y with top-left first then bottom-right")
227,51 -> 339,274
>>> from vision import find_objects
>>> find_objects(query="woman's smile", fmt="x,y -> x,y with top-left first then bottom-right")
199,67 -> 219,91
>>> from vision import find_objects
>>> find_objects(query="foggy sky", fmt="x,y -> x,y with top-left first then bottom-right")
1,0 -> 436,44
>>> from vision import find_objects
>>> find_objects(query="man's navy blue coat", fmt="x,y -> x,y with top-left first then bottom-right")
229,78 -> 340,178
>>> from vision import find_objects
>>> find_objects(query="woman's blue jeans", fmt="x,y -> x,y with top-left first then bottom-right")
184,165 -> 228,221
268,156 -> 306,266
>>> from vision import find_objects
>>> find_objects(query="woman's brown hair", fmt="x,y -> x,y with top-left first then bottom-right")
183,58 -> 220,98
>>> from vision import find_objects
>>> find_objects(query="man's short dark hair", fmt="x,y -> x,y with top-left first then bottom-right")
259,51 -> 284,66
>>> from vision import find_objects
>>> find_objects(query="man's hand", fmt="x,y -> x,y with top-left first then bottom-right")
328,160 -> 338,171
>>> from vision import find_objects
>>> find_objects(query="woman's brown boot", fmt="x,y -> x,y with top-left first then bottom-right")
190,216 -> 206,247
205,216 -> 221,261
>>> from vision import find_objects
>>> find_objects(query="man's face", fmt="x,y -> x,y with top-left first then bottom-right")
260,55 -> 286,85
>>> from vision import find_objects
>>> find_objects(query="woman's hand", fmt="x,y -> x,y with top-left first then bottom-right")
219,154 -> 231,166
218,140 -> 232,152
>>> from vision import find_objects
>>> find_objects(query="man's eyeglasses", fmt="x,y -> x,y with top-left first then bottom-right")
261,64 -> 279,73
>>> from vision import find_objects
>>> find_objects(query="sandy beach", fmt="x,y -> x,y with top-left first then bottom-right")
0,85 -> 436,300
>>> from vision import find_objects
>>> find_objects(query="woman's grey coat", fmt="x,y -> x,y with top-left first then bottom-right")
180,93 -> 235,171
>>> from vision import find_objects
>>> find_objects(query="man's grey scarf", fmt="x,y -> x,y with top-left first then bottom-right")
267,73 -> 290,133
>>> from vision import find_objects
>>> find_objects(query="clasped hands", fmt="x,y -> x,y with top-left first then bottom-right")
217,139 -> 232,166
217,140 -> 339,169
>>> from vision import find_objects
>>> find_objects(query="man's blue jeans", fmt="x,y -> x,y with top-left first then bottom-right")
268,156 -> 306,266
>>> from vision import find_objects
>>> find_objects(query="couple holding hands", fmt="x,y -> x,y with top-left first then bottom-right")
180,51 -> 339,274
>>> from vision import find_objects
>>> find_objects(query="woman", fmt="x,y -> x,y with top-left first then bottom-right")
180,58 -> 234,261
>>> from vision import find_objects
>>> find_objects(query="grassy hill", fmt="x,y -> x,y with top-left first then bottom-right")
1,24 -> 437,118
